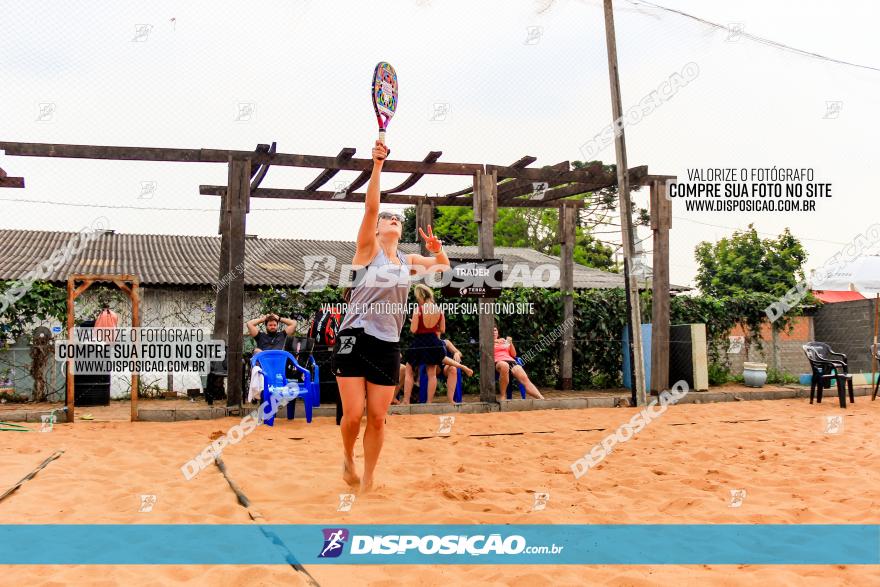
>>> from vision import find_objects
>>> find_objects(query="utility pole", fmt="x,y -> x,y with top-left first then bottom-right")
603,0 -> 647,406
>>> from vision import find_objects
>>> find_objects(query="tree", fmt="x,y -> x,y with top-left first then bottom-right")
694,224 -> 807,298
0,281 -> 67,346
0,281 -> 67,402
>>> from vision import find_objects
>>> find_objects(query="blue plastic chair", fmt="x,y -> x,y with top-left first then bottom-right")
418,364 -> 463,403
495,357 -> 527,399
250,350 -> 319,425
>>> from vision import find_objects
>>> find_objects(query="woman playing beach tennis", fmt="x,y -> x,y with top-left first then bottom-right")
332,140 -> 449,493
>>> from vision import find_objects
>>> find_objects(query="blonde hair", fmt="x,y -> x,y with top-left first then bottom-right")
413,283 -> 435,304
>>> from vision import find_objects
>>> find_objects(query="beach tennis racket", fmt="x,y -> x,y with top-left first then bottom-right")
372,61 -> 398,145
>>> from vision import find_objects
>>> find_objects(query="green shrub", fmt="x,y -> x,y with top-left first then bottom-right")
707,362 -> 732,386
766,368 -> 799,385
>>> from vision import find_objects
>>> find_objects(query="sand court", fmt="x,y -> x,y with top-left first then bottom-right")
2,398 -> 879,585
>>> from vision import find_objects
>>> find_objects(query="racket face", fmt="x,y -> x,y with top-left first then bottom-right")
372,61 -> 398,129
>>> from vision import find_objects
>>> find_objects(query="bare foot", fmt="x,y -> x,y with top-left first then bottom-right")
343,458 -> 360,487
359,477 -> 374,494
461,365 -> 474,377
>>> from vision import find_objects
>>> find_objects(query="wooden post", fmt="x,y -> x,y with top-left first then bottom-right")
213,191 -> 231,342
475,170 -> 497,403
225,158 -> 249,410
130,279 -> 140,421
558,202 -> 576,390
65,277 -> 75,423
872,293 -> 879,401
415,198 -> 434,256
603,0 -> 647,406
649,179 -> 671,395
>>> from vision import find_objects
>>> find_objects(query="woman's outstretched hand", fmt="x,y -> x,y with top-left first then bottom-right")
372,141 -> 389,163
418,224 -> 442,254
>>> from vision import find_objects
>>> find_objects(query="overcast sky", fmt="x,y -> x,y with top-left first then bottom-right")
2,0 -> 878,288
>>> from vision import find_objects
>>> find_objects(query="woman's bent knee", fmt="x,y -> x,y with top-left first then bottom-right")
341,413 -> 362,428
366,413 -> 385,429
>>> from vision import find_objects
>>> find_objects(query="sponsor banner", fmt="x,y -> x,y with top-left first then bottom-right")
440,258 -> 503,298
1,525 -> 878,565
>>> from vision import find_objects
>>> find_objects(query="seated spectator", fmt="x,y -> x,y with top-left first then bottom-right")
247,313 -> 296,354
404,338 -> 473,404
494,326 -> 544,400
401,284 -> 447,404
437,337 -> 472,403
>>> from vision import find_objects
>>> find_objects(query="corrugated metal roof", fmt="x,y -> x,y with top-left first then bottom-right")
0,229 -> 682,290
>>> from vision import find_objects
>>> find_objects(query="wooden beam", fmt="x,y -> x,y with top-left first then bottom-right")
200,185 -> 579,207
303,147 -> 356,191
384,151 -> 442,193
450,197 -> 585,209
519,166 -> 648,204
444,155 -> 535,199
415,199 -> 435,256
475,170 -> 498,403
112,281 -> 132,295
497,161 -> 571,202
65,277 -> 75,423
73,281 -> 92,298
519,181 -> 607,204
225,158 -> 249,410
0,142 -> 483,175
0,177 -> 25,188
214,191 -> 231,343
638,174 -> 677,185
650,178 -> 672,395
558,203 -> 576,390
509,155 -> 537,168
69,273 -> 139,282
249,144 -> 271,179
340,170 -> 370,196
130,279 -> 140,422
249,142 -> 276,190
487,164 -> 604,183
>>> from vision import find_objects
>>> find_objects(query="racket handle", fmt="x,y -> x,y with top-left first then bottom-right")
377,129 -> 386,144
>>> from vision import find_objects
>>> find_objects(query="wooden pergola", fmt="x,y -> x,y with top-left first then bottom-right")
0,166 -> 25,188
0,141 -> 674,412
65,274 -> 140,423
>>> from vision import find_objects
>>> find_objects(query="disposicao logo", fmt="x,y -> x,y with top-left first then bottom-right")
318,528 -> 349,558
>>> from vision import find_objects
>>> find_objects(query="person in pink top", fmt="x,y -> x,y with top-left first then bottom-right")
493,326 -> 544,401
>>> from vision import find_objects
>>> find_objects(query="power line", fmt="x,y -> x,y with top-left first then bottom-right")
625,0 -> 880,74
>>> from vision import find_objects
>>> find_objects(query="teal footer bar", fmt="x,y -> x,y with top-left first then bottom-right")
1,525 -> 878,565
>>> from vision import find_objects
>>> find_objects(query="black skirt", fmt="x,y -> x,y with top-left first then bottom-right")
404,333 -> 446,367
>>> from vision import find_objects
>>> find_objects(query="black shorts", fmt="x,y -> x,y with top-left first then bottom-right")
403,333 -> 447,367
331,328 -> 401,386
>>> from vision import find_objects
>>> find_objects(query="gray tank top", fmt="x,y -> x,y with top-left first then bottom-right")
338,248 -> 410,342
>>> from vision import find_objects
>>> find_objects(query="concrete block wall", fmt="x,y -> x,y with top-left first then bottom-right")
727,316 -> 813,376
813,299 -> 878,373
